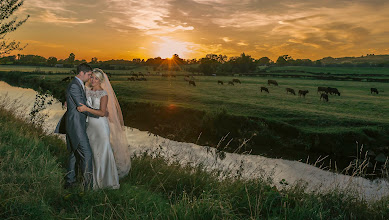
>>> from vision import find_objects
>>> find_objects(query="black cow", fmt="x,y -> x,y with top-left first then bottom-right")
228,81 -> 234,86
286,88 -> 296,95
218,80 -> 224,85
327,87 -> 340,96
232,79 -> 241,84
260,87 -> 269,93
298,90 -> 309,97
317,86 -> 328,94
320,93 -> 329,102
189,80 -> 196,86
371,88 -> 379,94
268,79 -> 278,86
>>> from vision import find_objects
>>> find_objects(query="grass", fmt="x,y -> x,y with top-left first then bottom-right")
1,96 -> 389,219
0,66 -> 389,172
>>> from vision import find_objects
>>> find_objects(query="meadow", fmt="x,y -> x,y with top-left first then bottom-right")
1,97 -> 389,219
1,65 -> 388,173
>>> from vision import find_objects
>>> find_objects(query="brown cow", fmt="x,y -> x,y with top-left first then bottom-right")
298,90 -> 309,97
320,93 -> 329,102
228,81 -> 234,86
189,80 -> 196,86
286,88 -> 296,95
260,87 -> 269,93
268,79 -> 278,86
218,80 -> 224,85
371,88 -> 379,94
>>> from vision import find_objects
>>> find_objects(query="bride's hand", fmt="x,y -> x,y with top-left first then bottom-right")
77,103 -> 88,112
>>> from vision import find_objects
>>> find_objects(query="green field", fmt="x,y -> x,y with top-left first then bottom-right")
1,65 -> 389,171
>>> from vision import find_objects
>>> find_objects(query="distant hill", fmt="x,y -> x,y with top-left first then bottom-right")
319,54 -> 389,66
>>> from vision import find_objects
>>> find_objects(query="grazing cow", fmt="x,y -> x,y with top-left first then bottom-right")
286,88 -> 296,95
232,79 -> 241,84
317,86 -> 329,94
371,88 -> 379,94
260,87 -> 269,93
327,87 -> 340,96
218,80 -> 224,85
320,93 -> 329,102
298,90 -> 309,97
228,81 -> 234,86
268,79 -> 278,86
127,77 -> 136,81
132,73 -> 139,78
189,80 -> 196,86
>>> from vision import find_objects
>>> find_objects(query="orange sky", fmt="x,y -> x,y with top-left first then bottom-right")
8,0 -> 389,61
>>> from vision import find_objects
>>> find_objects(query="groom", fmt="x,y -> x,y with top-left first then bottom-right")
64,63 -> 98,190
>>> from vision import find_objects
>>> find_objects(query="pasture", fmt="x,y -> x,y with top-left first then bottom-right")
1,65 -> 389,170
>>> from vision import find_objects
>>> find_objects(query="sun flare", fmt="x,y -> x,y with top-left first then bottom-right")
154,38 -> 192,58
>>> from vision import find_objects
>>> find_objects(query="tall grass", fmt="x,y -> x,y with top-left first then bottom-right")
1,99 -> 389,219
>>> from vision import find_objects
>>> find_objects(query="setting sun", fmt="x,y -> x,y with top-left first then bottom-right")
154,37 -> 192,59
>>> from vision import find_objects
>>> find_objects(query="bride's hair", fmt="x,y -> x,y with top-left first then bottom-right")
92,68 -> 105,83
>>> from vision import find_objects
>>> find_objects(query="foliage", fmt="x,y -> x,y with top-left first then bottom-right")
0,0 -> 29,55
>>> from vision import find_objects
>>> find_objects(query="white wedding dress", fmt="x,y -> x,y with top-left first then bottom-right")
86,89 -> 120,189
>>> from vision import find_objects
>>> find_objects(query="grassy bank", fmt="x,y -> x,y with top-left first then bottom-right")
1,94 -> 389,219
1,68 -> 389,173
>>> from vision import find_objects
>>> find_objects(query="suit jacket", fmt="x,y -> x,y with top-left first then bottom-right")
63,78 -> 97,151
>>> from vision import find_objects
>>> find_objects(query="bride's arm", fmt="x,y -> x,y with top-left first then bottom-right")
77,95 -> 108,117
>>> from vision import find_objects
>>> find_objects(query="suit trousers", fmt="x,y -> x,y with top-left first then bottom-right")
65,135 -> 93,190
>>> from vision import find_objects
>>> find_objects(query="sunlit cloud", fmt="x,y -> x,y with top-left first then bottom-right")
106,0 -> 194,35
221,37 -> 232,42
40,11 -> 94,24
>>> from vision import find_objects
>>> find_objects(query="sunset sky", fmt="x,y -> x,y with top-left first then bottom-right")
9,0 -> 389,61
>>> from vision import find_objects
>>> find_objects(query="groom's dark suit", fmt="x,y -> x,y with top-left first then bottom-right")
64,77 -> 97,189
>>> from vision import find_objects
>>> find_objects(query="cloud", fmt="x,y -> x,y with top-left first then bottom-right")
40,11 -> 94,24
106,0 -> 194,35
23,0 -> 96,25
221,37 -> 232,42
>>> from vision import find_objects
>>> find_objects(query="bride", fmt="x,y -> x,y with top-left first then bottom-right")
77,68 -> 131,189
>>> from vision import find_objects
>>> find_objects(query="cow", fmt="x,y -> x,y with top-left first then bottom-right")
232,79 -> 241,84
218,80 -> 224,85
317,86 -> 328,94
260,87 -> 269,93
268,79 -> 278,86
127,77 -> 136,81
298,90 -> 309,97
228,81 -> 234,86
189,80 -> 196,86
320,93 -> 329,102
132,73 -> 139,78
327,87 -> 340,96
286,88 -> 296,95
371,88 -> 379,94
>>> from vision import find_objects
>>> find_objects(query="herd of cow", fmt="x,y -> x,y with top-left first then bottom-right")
60,74 -> 381,103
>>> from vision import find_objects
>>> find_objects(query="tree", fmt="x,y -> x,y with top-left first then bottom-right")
0,0 -> 29,55
91,57 -> 98,64
276,55 -> 293,66
47,56 -> 57,66
257,57 -> 271,66
66,53 -> 75,64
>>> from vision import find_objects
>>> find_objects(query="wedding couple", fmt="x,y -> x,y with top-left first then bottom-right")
55,63 -> 131,190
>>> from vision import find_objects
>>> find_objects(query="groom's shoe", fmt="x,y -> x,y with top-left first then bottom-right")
64,182 -> 77,190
